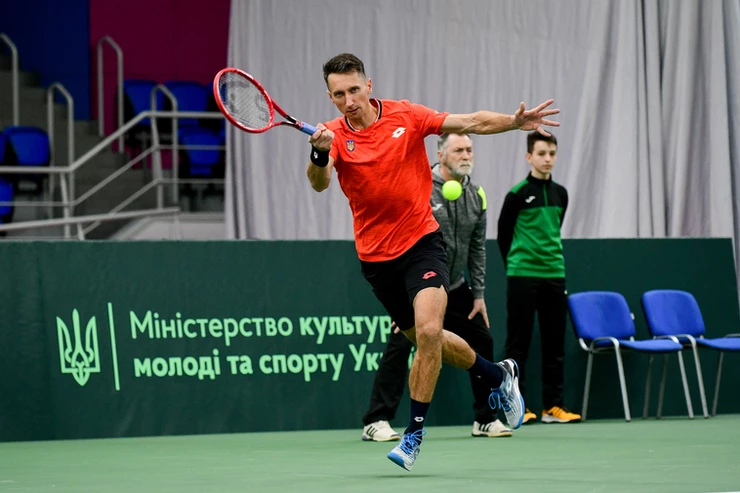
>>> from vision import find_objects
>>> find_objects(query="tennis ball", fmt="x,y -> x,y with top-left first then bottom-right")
442,180 -> 463,201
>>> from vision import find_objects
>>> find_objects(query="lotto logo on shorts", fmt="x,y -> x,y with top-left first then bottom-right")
422,271 -> 437,280
346,140 -> 355,152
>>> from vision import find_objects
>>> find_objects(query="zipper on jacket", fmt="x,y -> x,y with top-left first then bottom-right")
543,183 -> 548,206
449,198 -> 458,270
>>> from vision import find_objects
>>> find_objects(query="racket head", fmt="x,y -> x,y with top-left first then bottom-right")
213,68 -> 277,133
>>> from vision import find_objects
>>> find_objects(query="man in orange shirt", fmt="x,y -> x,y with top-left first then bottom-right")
306,53 -> 559,472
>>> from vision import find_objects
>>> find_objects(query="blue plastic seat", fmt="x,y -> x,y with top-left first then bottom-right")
120,80 -> 164,152
642,290 -> 740,417
122,79 -> 162,124
0,131 -> 6,163
0,177 -> 14,223
178,128 -> 224,179
3,126 -> 51,166
568,291 -> 694,422
164,81 -> 209,128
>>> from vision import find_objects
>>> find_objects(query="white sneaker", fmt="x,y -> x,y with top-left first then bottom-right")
362,420 -> 401,442
471,419 -> 513,437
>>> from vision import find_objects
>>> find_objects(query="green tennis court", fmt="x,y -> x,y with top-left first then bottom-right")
2,415 -> 738,493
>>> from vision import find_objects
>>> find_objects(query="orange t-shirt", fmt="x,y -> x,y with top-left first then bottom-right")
326,99 -> 449,262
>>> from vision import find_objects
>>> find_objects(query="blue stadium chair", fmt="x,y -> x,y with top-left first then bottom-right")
121,79 -> 162,124
120,79 -> 162,151
164,80 -> 209,129
178,128 -> 224,179
0,130 -> 6,163
0,177 -> 15,225
0,131 -> 14,225
568,291 -> 694,422
3,126 -> 50,192
641,290 -> 740,417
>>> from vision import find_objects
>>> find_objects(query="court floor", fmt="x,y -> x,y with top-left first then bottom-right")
1,415 -> 739,493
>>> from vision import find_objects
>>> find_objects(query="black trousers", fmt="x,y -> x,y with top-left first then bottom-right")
504,276 -> 567,410
362,281 -> 496,425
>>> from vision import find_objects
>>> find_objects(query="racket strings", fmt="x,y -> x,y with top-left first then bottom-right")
217,72 -> 272,130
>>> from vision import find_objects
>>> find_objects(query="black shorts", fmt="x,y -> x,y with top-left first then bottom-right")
360,231 -> 450,331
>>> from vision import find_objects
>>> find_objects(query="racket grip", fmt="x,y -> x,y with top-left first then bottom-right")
300,122 -> 318,136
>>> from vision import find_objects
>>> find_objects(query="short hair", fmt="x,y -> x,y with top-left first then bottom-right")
322,53 -> 366,87
527,131 -> 557,153
437,133 -> 472,156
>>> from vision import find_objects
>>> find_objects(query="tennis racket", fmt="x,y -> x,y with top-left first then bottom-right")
213,68 -> 318,136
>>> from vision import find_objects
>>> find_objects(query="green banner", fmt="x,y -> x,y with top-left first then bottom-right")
0,239 -> 737,441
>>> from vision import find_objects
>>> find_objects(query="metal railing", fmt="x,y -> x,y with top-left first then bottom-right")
150,84 -> 179,207
0,110 -> 225,239
0,207 -> 180,240
46,82 -> 74,224
0,32 -> 19,126
96,35 -> 124,152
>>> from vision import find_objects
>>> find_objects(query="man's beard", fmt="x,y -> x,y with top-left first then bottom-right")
448,160 -> 473,180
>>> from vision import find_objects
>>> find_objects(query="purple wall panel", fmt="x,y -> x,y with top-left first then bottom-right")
90,0 -> 230,135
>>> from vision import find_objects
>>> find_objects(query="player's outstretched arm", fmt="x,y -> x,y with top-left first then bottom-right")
306,124 -> 335,192
441,99 -> 560,136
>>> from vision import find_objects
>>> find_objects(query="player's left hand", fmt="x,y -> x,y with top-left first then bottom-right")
468,298 -> 490,328
514,99 -> 560,137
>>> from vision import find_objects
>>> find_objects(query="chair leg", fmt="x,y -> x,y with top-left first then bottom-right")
690,343 -> 709,418
643,355 -> 654,419
582,353 -> 594,422
676,351 -> 694,419
614,348 -> 631,422
712,352 -> 724,417
657,354 -> 668,419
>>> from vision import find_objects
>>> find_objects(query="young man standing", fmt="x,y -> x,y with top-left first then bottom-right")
307,53 -> 559,470
497,132 -> 581,425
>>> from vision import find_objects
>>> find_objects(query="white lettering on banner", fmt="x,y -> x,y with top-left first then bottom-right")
134,358 -> 151,377
277,318 -> 293,336
132,350 -> 222,380
365,316 -> 379,343
129,311 -> 298,346
254,353 -> 344,382
315,317 -> 329,344
365,351 -> 381,371
349,343 -> 366,371
299,317 -> 314,337
111,309 -> 395,386
329,353 -> 344,381
298,316 -> 391,345
380,317 -> 392,344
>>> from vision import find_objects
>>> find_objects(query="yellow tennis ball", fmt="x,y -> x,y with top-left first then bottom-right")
442,180 -> 463,201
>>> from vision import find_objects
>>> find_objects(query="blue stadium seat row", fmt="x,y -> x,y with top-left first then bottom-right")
0,126 -> 53,225
118,79 -> 225,179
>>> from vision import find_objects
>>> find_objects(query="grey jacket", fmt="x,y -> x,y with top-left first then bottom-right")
430,163 -> 488,298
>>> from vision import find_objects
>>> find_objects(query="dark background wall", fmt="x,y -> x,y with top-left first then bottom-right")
0,0 -> 90,119
0,0 -> 230,122
89,0 -> 230,132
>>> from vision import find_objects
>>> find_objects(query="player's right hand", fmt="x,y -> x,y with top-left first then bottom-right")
309,123 -> 334,152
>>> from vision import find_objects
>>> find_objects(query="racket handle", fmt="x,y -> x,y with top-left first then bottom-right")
299,122 -> 318,136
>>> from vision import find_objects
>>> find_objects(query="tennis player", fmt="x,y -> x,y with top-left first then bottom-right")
306,53 -> 559,471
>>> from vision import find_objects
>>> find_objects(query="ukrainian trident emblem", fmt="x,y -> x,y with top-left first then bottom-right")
57,309 -> 101,386
346,140 -> 355,152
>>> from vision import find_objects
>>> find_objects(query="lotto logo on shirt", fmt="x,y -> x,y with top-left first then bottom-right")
346,140 -> 355,152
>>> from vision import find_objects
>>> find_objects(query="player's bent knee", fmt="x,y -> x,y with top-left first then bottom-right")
415,324 -> 443,351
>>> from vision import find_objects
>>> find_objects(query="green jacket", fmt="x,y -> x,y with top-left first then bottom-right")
497,173 -> 568,278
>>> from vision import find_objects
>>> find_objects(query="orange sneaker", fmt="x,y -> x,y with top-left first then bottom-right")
541,406 -> 582,423
523,408 -> 537,424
